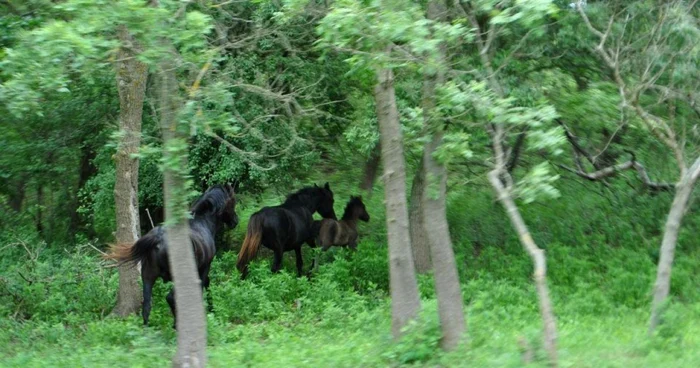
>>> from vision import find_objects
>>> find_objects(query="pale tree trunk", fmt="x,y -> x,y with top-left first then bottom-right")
423,133 -> 466,350
159,51 -> 207,368
419,0 -> 465,350
649,156 -> 700,334
111,26 -> 148,317
488,170 -> 558,366
463,3 -> 558,361
409,157 -> 431,274
374,58 -> 421,338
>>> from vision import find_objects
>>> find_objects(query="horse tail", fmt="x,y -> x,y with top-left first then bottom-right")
237,214 -> 264,275
104,231 -> 161,266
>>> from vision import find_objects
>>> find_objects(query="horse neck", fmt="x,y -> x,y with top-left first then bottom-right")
340,218 -> 358,229
191,212 -> 220,234
283,197 -> 317,214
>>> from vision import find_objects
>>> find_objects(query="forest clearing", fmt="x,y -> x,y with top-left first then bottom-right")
1,1 -> 699,367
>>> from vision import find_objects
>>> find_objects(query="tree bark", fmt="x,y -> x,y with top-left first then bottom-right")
8,176 -> 27,212
36,184 -> 43,238
360,142 -> 382,193
374,59 -> 421,339
649,156 -> 700,334
69,142 -> 98,239
159,48 -> 207,368
419,0 -> 465,350
409,156 -> 431,274
423,133 -> 466,350
111,26 -> 148,317
488,170 -> 558,366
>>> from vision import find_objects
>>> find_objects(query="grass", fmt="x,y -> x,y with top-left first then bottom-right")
2,167 -> 700,367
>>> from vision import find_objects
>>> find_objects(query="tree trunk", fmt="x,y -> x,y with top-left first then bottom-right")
36,184 -> 43,238
111,26 -> 148,317
419,0 -> 465,349
409,156 -> 431,274
69,142 -> 98,239
374,59 -> 421,339
649,156 -> 700,334
488,170 -> 558,366
423,133 -> 466,350
360,142 -> 382,193
7,175 -> 27,212
159,48 -> 207,368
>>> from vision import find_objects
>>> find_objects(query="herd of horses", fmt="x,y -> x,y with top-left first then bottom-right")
106,182 -> 370,326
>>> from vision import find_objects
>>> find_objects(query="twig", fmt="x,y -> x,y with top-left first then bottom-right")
146,208 -> 155,229
87,243 -> 108,257
17,271 -> 32,285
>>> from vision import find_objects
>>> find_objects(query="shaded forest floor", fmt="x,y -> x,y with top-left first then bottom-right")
2,169 -> 700,367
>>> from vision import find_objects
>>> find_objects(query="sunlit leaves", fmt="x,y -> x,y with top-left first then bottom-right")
484,0 -> 558,27
317,0 -> 470,70
515,162 -> 560,204
0,0 -> 214,117
433,132 -> 473,166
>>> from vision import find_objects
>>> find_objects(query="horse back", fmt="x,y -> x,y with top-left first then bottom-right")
255,206 -> 312,249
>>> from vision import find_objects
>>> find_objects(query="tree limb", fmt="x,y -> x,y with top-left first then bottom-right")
506,127 -> 528,173
558,152 -> 674,192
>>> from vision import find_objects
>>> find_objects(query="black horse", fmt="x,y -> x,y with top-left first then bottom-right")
106,184 -> 238,326
236,183 -> 337,278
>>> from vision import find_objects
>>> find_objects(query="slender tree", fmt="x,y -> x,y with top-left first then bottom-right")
158,49 -> 207,367
451,2 -> 561,364
111,26 -> 148,317
360,142 -> 382,194
575,1 -> 700,334
374,49 -> 422,338
419,0 -> 465,350
408,157 -> 431,274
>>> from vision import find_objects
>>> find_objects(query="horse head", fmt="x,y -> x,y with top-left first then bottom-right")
344,196 -> 369,222
314,182 -> 337,220
221,183 -> 239,229
192,184 -> 239,229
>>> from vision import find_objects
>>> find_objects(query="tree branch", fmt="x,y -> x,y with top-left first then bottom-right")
556,119 -> 601,170
558,152 -> 674,192
506,127 -> 528,173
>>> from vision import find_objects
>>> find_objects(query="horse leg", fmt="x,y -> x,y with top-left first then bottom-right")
271,249 -> 283,273
294,247 -> 304,277
142,278 -> 154,326
166,289 -> 176,329
200,265 -> 213,313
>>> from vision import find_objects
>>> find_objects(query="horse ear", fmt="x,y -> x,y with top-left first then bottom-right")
314,183 -> 319,188
324,182 -> 330,190
198,197 -> 213,214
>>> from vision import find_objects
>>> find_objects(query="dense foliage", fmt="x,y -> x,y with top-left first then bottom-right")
2,162 -> 700,366
1,0 -> 699,366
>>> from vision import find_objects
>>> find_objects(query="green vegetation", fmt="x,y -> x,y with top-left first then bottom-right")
2,158 -> 700,366
1,0 -> 699,366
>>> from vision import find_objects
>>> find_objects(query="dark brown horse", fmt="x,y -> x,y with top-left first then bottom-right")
311,196 -> 370,251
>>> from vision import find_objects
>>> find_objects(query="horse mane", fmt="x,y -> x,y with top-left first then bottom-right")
341,196 -> 363,220
191,185 -> 231,216
283,186 -> 321,206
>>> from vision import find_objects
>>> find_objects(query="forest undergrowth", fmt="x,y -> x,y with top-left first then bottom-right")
2,167 -> 700,367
